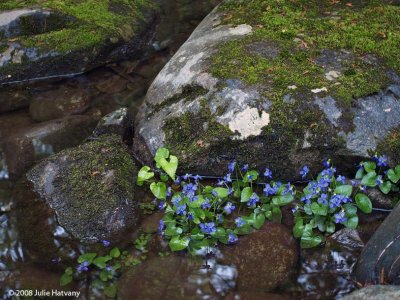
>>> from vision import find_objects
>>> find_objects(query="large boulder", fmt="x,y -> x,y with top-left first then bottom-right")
354,204 -> 400,285
25,134 -> 139,243
135,0 -> 400,179
0,0 -> 157,84
342,285 -> 400,300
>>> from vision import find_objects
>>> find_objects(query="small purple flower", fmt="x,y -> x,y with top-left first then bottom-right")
193,174 -> 203,182
187,213 -> 194,221
317,193 -> 328,205
223,173 -> 232,183
323,159 -> 331,168
77,261 -> 89,273
301,194 -> 312,205
300,166 -> 309,178
241,164 -> 249,172
166,187 -> 172,197
101,240 -> 110,247
291,206 -> 298,213
228,233 -> 238,244
228,161 -> 236,173
334,211 -> 347,224
182,173 -> 192,181
360,185 -> 367,192
223,202 -> 236,214
336,175 -> 346,184
217,214 -> 223,224
106,266 -> 113,272
201,199 -> 211,209
248,193 -> 260,207
158,201 -> 165,210
158,219 -> 165,235
375,155 -> 388,167
264,168 -> 272,178
176,203 -> 187,215
172,195 -> 182,206
211,190 -> 218,197
199,222 -> 217,235
217,179 -> 225,186
376,175 -> 383,187
174,177 -> 181,185
235,217 -> 246,227
264,183 -> 277,196
283,182 -> 294,196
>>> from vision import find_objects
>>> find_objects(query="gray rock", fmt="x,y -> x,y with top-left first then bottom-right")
92,108 -> 133,140
354,204 -> 400,285
342,285 -> 400,300
0,88 -> 31,113
135,2 -> 400,179
26,134 -> 139,242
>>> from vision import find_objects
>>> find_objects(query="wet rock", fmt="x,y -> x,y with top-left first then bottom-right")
219,223 -> 298,292
92,108 -> 133,142
330,228 -> 365,250
118,254 -> 234,299
26,134 -> 139,243
95,75 -> 128,94
342,285 -> 400,300
354,203 -> 400,285
3,115 -> 98,179
365,188 -> 393,210
29,86 -> 92,122
0,3 -> 157,84
135,1 -> 400,180
0,88 -> 31,113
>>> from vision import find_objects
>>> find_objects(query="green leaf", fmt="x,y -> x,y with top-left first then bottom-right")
363,161 -> 376,172
334,185 -> 353,197
243,170 -> 259,183
65,267 -> 73,275
300,235 -> 323,248
137,166 -> 154,186
213,187 -> 229,198
104,283 -> 117,298
234,224 -> 252,235
60,273 -> 73,286
271,206 -> 282,223
344,215 -> 358,229
78,252 -> 97,264
240,187 -> 253,202
355,193 -> 372,213
272,194 -> 294,206
379,181 -> 392,194
110,247 -> 120,258
154,148 -> 169,165
293,219 -> 304,238
344,203 -> 357,216
355,167 -> 364,179
158,155 -> 178,180
93,256 -> 112,269
212,227 -> 227,239
252,213 -> 266,229
165,225 -> 183,236
387,169 -> 400,184
169,236 -> 190,251
311,202 -> 328,216
99,270 -> 109,282
361,171 -> 378,187
326,222 -> 335,233
150,182 -> 167,199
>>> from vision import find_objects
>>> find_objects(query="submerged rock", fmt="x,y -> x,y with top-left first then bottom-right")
0,1 -> 157,84
342,285 -> 400,300
26,134 -> 139,243
219,223 -> 298,292
354,204 -> 400,285
135,0 -> 400,179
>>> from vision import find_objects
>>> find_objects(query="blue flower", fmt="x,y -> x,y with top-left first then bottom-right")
317,193 -> 328,205
201,199 -> 211,209
217,214 -> 223,224
291,206 -> 298,213
101,240 -> 110,247
158,201 -> 165,210
106,266 -> 113,272
166,187 -> 172,197
235,217 -> 246,227
336,175 -> 346,184
248,193 -> 260,207
77,261 -> 89,273
301,194 -> 312,205
174,177 -> 181,185
187,213 -> 194,221
223,173 -> 232,183
241,164 -> 249,172
193,174 -> 203,182
329,194 -> 351,209
360,185 -> 367,192
263,183 -> 278,196
300,166 -> 309,178
158,219 -> 165,235
323,159 -> 331,168
182,173 -> 192,181
228,233 -> 238,244
375,155 -> 388,167
224,202 -> 235,214
199,222 -> 217,235
211,190 -> 218,197
283,182 -> 294,196
217,179 -> 225,186
176,203 -> 187,215
172,195 -> 182,206
376,175 -> 383,186
264,168 -> 272,179
228,161 -> 236,173
334,211 -> 347,224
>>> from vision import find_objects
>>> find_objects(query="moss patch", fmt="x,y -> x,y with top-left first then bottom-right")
212,0 -> 398,107
377,126 -> 400,165
60,134 -> 137,219
0,0 -> 153,52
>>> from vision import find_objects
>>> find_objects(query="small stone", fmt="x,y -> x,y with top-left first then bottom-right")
311,87 -> 328,93
288,85 -> 297,90
325,70 -> 341,81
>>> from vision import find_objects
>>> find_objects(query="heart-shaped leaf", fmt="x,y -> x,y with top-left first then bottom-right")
355,193 -> 372,213
150,182 -> 167,199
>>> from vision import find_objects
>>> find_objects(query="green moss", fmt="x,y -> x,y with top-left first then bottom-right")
212,0 -> 398,107
0,0 -> 153,52
60,134 -> 136,217
377,127 -> 400,165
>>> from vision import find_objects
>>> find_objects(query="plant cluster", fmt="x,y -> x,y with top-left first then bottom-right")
138,149 -> 399,253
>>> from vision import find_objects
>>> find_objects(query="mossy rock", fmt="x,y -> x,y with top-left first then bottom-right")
26,134 -> 139,243
0,0 -> 157,84
135,1 -> 400,179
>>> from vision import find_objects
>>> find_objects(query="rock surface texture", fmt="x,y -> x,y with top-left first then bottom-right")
26,134 -> 139,242
0,0 -> 157,84
354,203 -> 400,285
135,0 -> 400,179
342,285 -> 400,300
